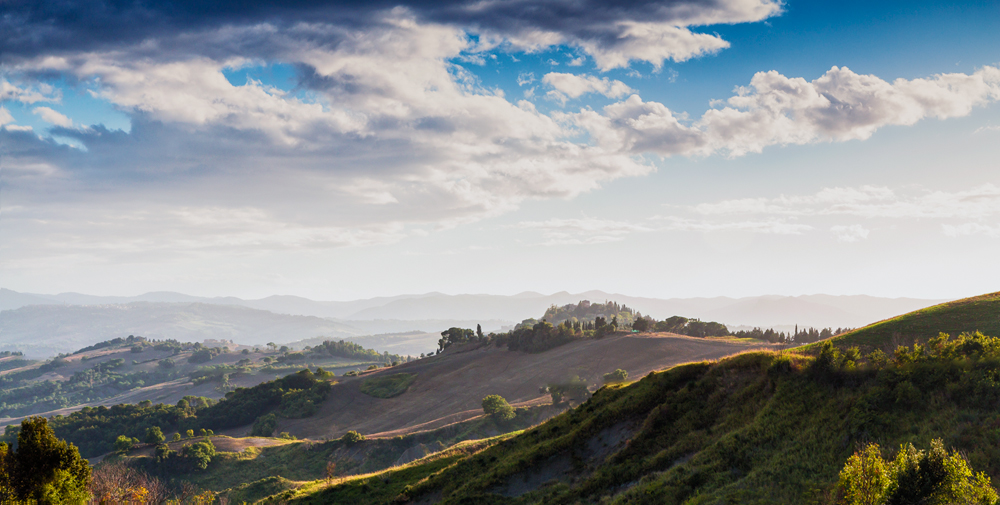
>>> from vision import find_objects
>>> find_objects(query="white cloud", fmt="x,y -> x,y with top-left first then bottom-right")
1,79 -> 60,104
699,65 -> 1000,156
512,217 -> 652,245
942,223 -> 1000,238
0,108 -> 13,127
693,184 -> 1000,220
831,224 -> 870,242
653,216 -> 813,235
32,107 -> 73,128
542,73 -> 632,103
517,72 -> 535,86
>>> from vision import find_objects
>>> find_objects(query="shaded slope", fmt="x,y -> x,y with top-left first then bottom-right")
824,290 -> 1000,349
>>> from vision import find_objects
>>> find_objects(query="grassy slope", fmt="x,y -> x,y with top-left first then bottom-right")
818,291 -> 1000,350
123,403 -> 564,502
273,291 -> 1000,505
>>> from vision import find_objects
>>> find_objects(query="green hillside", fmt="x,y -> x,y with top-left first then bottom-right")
268,330 -> 1000,504
821,291 -> 1000,350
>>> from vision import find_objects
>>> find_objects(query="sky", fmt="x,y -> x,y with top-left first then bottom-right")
1,0 -> 999,301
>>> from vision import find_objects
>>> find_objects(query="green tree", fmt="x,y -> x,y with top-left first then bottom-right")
340,431 -> 365,445
251,413 -> 278,437
481,394 -> 515,421
181,440 -> 216,470
145,426 -> 165,445
172,433 -> 181,442
839,439 -> 997,505
114,435 -> 136,455
1,417 -> 91,503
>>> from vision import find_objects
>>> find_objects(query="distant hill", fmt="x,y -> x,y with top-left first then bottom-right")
0,288 -> 947,329
0,303 -> 365,357
823,290 -> 1000,350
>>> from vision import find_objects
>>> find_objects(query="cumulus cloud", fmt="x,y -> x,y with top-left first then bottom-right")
0,107 -> 13,127
542,73 -> 632,103
569,66 -> 1000,158
0,0 -> 782,71
32,106 -> 73,127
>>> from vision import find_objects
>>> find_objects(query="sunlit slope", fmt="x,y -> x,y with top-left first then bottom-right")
822,291 -> 1000,349
265,338 -> 1000,504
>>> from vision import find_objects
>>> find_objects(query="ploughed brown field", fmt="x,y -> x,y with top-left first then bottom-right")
276,333 -> 778,440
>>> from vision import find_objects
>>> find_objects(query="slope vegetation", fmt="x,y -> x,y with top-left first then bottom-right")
825,290 -> 1000,350
269,292 -> 1000,504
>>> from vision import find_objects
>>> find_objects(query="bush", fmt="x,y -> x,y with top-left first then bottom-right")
602,369 -> 628,383
341,430 -> 365,445
548,378 -> 590,403
359,373 -> 417,399
251,413 -> 278,437
114,435 -> 137,454
481,395 -> 515,421
145,426 -> 165,445
839,439 -> 997,505
181,440 -> 216,470
188,349 -> 214,364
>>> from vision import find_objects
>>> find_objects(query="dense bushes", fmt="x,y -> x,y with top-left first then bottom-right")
359,373 -> 416,399
2,368 -> 333,458
839,439 -> 996,505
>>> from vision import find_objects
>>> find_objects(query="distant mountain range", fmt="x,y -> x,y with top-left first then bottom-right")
0,288 -> 949,357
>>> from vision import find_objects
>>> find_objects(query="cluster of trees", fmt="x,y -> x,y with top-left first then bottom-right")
541,300 -> 640,327
0,417 -> 91,503
1,368 -> 334,458
73,334 -> 147,354
498,320 -> 584,353
731,326 -> 850,344
839,439 -> 996,505
308,340 -> 411,364
0,356 -> 182,418
437,325 -> 487,352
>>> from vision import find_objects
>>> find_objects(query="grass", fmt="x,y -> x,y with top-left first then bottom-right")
278,329 -> 1000,504
359,372 -> 417,398
124,403 -> 564,502
803,291 -> 1000,351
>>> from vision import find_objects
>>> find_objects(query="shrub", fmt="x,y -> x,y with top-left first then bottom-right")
360,373 -> 417,399
114,435 -> 137,454
602,369 -> 628,383
145,426 -> 165,445
251,413 -> 278,437
181,440 -> 216,470
839,439 -> 997,505
482,395 -> 515,421
341,430 -> 365,445
188,349 -> 214,364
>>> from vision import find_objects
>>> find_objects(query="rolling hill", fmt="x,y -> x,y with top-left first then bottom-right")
0,302 -> 364,356
257,290 -> 1000,504
820,290 -> 1000,350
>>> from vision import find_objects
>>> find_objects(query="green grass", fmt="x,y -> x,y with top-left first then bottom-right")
359,372 -> 417,398
279,332 -> 1000,505
808,291 -> 1000,351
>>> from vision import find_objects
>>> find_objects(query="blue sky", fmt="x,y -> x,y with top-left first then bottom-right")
2,0 -> 1000,300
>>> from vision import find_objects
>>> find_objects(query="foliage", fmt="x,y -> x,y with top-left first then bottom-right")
546,377 -> 590,404
145,426 -> 165,445
251,413 -> 279,437
182,440 -> 217,470
438,327 -> 480,351
341,431 -> 365,445
359,373 -> 417,399
839,439 -> 997,505
0,417 -> 91,504
2,369 -> 331,458
114,435 -> 138,454
602,368 -> 628,383
309,340 -> 410,365
481,395 -> 515,421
